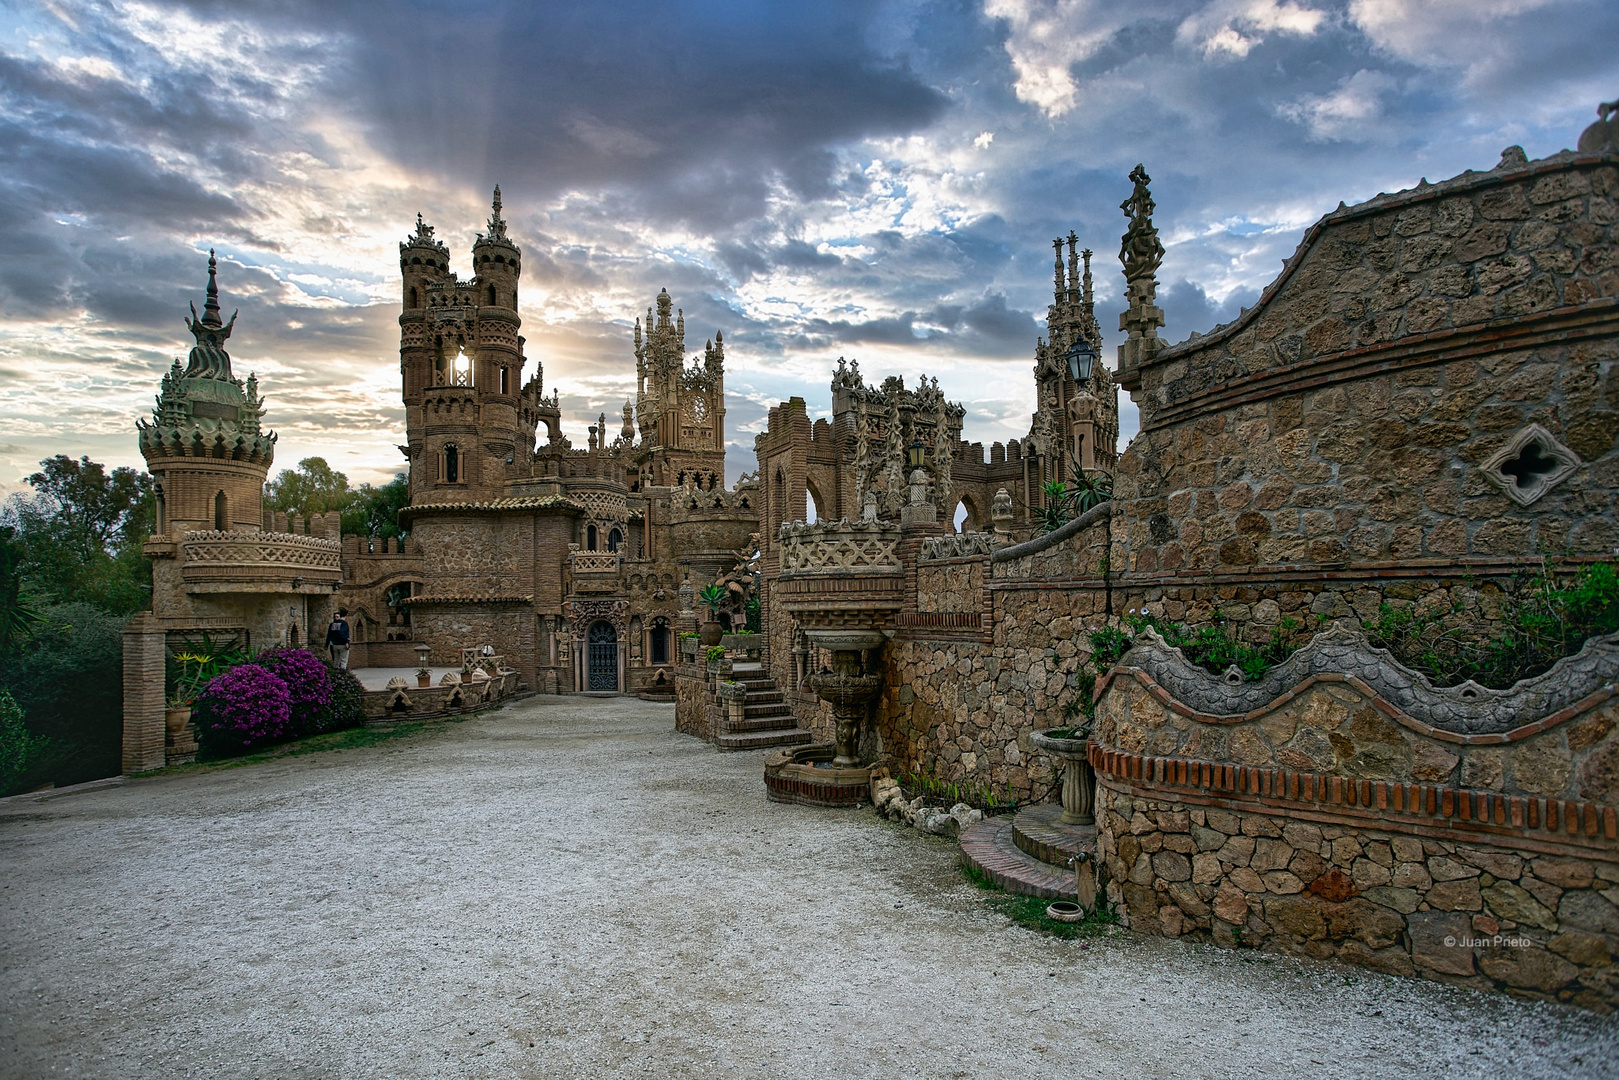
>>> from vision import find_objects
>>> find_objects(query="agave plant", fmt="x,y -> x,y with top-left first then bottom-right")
697,583 -> 727,616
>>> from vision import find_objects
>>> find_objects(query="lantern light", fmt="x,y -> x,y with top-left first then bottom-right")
1065,337 -> 1098,383
906,438 -> 926,469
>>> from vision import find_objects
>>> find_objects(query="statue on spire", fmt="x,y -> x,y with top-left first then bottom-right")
1116,164 -> 1166,384
487,185 -> 508,240
184,249 -> 237,379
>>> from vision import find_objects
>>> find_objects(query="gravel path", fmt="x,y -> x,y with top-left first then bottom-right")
2,697 -> 1615,1079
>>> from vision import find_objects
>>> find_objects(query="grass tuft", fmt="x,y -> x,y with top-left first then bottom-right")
961,863 -> 1119,940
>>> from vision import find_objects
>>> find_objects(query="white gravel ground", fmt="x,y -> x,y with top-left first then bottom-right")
2,696 -> 1616,1079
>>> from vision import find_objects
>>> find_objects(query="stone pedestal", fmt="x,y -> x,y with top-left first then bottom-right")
1030,730 -> 1094,826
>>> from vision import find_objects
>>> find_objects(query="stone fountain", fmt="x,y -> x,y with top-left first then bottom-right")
764,628 -> 887,807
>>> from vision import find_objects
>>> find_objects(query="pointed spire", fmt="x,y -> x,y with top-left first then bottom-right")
1066,232 -> 1080,309
1053,237 -> 1065,308
487,185 -> 507,240
202,249 -> 222,328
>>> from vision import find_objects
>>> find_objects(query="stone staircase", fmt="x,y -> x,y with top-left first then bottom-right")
715,660 -> 813,751
959,803 -> 1096,901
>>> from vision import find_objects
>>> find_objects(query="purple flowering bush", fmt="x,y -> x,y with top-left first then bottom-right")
256,648 -> 333,735
194,664 -> 293,755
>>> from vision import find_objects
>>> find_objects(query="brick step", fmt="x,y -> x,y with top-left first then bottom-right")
1011,803 -> 1098,869
744,690 -> 784,704
959,817 -> 1078,902
743,701 -> 789,716
730,663 -> 767,676
717,727 -> 813,751
726,713 -> 800,733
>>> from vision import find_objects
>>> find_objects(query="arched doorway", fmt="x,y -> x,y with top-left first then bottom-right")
587,620 -> 618,691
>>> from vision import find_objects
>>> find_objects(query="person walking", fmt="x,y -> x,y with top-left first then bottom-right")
326,608 -> 351,671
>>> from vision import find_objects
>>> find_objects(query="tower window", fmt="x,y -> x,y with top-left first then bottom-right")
444,444 -> 460,484
587,524 -> 598,551
500,367 -> 509,395
214,490 -> 228,531
487,285 -> 497,305
608,528 -> 622,553
409,286 -> 418,308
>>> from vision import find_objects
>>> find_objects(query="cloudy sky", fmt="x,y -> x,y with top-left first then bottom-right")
1,0 -> 1614,494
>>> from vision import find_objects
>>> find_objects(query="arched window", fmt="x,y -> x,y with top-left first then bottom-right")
409,286 -> 418,308
953,500 -> 969,532
608,527 -> 622,553
487,284 -> 497,305
587,524 -> 598,550
499,367 -> 509,394
444,444 -> 460,484
650,618 -> 670,665
155,485 -> 166,535
214,490 -> 228,530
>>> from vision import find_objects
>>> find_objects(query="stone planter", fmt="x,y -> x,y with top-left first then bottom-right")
416,673 -> 431,688
164,706 -> 192,737
1029,729 -> 1094,826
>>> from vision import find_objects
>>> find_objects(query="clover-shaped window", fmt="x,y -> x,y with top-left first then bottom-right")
1480,423 -> 1580,506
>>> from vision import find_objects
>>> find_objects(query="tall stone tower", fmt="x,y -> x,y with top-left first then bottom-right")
398,188 -> 540,501
633,288 -> 726,488
137,251 -> 275,535
1030,234 -> 1119,476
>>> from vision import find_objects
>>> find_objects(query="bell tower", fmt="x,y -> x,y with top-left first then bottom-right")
399,189 -> 538,503
633,288 -> 726,488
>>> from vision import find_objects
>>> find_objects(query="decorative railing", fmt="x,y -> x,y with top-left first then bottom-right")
777,519 -> 901,573
570,552 -> 620,574
180,530 -> 341,571
919,532 -> 995,561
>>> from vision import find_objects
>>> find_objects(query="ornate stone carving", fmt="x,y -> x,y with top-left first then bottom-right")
1480,423 -> 1580,506
920,533 -> 996,561
777,520 -> 902,573
1118,623 -> 1619,738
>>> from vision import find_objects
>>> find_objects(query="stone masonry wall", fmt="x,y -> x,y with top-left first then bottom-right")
1098,790 -> 1619,1010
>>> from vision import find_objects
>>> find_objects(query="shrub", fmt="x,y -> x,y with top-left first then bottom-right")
255,648 -> 333,736
194,664 -> 293,755
0,602 -> 124,789
1364,563 -> 1619,689
0,687 -> 38,794
323,667 -> 367,734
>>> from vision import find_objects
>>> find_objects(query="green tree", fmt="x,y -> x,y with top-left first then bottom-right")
341,472 -> 410,538
265,457 -> 353,516
3,455 -> 154,613
0,526 -> 43,653
0,602 -> 124,792
0,687 -> 35,794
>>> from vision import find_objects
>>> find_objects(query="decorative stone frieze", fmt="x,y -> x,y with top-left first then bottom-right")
777,519 -> 903,574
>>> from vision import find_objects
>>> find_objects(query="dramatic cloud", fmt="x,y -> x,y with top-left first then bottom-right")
0,0 -> 1613,497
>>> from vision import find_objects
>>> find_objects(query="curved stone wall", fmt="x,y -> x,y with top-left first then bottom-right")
1091,629 -> 1619,1009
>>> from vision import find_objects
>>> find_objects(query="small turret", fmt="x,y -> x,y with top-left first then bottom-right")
472,185 -> 521,311
400,213 -> 450,311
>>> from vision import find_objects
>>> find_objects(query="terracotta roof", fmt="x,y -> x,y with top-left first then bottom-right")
399,494 -> 583,520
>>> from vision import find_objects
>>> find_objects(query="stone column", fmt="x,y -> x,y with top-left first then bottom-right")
121,612 -> 167,774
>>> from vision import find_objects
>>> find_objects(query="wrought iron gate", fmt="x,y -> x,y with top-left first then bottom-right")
587,621 -> 618,691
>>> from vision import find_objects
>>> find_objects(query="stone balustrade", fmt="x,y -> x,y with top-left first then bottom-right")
178,529 -> 342,589
777,519 -> 902,574
570,551 -> 620,574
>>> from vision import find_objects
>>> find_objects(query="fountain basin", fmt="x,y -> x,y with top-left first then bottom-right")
764,744 -> 873,807
1030,728 -> 1095,826
804,628 -> 888,652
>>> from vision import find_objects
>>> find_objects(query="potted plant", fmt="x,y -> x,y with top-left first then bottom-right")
166,651 -> 213,737
697,584 -> 727,647
416,666 -> 431,689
